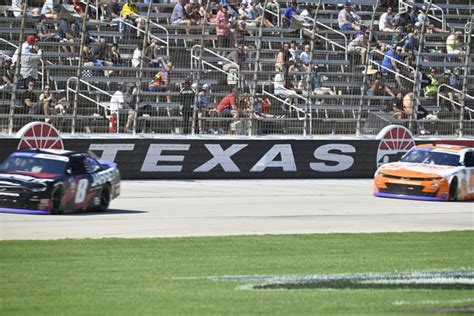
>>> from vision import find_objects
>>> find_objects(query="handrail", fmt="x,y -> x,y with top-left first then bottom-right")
399,1 -> 445,30
66,77 -> 119,133
265,82 -> 311,122
120,19 -> 169,57
369,49 -> 415,83
437,83 -> 474,109
304,17 -> 348,56
147,19 -> 170,57
190,45 -> 239,80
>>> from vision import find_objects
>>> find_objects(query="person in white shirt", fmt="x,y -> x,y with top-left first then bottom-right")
109,84 -> 136,132
378,6 -> 394,32
11,0 -> 40,17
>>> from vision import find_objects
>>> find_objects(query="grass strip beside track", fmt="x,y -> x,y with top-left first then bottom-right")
1,231 -> 473,315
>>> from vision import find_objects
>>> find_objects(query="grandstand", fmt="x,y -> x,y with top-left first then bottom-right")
0,0 -> 472,136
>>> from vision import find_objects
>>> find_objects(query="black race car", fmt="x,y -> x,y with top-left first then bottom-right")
0,149 -> 120,214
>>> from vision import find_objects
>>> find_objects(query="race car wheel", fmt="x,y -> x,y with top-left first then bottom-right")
97,186 -> 111,212
51,190 -> 63,214
449,178 -> 458,201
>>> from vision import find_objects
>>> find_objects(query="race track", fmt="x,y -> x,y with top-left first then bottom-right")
1,179 -> 473,240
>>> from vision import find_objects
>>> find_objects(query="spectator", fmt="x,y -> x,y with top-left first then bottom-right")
263,0 -> 278,27
233,15 -> 247,47
144,39 -> 162,67
392,92 -> 406,119
282,1 -> 298,28
39,84 -> 66,116
41,0 -> 57,18
275,42 -> 291,72
378,6 -> 394,32
447,68 -> 462,111
288,40 -> 301,64
273,67 -> 297,98
179,76 -> 196,134
381,45 -> 402,86
299,45 -> 311,71
391,9 -> 409,30
197,84 -> 211,133
299,5 -> 315,22
391,27 -> 407,47
417,6 -> 449,33
90,38 -> 109,66
446,31 -> 464,56
424,68 -> 438,97
109,84 -> 135,133
408,6 -> 419,25
36,16 -> 56,42
12,35 -> 43,89
216,3 -> 231,57
11,0 -> 40,17
338,1 -> 359,31
367,79 -> 395,98
309,65 -> 335,96
216,88 -> 238,119
21,81 -> 41,115
120,0 -> 144,35
171,0 -> 193,28
223,43 -> 246,74
347,30 -> 368,65
105,0 -> 122,23
0,59 -> 13,91
131,46 -> 141,67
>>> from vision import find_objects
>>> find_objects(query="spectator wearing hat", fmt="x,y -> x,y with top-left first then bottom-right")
379,6 -> 395,32
197,84 -> 211,133
347,30 -> 368,65
338,1 -> 359,31
12,35 -> 43,89
179,76 -> 196,134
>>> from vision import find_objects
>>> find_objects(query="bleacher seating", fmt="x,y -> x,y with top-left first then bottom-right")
0,0 -> 472,136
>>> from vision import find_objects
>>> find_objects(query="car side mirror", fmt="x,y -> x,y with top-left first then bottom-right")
65,168 -> 72,175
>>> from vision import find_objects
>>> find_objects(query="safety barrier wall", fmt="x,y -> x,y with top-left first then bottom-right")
1,137 -> 473,179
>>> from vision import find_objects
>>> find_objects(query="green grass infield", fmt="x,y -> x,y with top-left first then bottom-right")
1,231 -> 473,315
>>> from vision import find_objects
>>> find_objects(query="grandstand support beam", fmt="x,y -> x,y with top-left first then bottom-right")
305,0 -> 323,136
136,0 -> 155,136
8,0 -> 28,135
357,0 -> 380,137
459,17 -> 473,137
72,1 -> 90,135
192,0 -> 211,136
410,0 -> 434,135
250,0 -> 269,137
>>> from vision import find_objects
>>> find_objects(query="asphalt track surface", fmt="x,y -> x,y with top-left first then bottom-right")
1,179 -> 473,240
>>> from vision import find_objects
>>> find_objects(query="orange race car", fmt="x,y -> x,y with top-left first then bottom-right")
374,144 -> 474,201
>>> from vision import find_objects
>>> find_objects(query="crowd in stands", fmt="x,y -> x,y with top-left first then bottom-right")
0,0 -> 471,135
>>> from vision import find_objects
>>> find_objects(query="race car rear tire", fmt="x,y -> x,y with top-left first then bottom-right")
449,178 -> 458,201
96,186 -> 111,212
51,190 -> 63,214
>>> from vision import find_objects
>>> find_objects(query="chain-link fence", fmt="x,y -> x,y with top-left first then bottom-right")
0,0 -> 472,136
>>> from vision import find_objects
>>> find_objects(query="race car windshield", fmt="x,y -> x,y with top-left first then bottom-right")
401,149 -> 460,166
0,156 -> 67,174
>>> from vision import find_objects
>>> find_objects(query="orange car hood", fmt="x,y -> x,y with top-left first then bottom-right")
378,162 -> 458,178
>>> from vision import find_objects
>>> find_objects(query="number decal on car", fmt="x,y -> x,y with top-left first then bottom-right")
75,179 -> 89,203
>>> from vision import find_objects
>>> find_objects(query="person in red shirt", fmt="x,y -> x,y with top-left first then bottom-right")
216,89 -> 238,119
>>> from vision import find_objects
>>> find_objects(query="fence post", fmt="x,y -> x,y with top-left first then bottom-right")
459,18 -> 473,137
